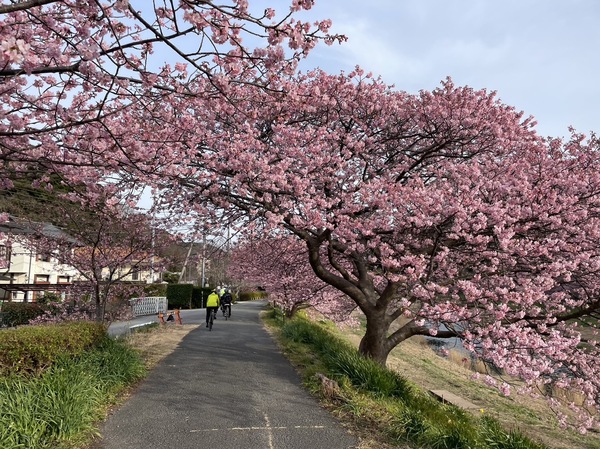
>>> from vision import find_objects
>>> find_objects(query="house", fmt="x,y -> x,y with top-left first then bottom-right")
1,216 -> 166,302
0,216 -> 81,302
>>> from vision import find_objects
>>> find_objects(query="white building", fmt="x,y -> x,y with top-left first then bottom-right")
1,216 -> 163,302
0,218 -> 81,302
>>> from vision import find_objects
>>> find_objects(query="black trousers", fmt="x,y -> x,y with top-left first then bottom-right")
206,307 -> 218,324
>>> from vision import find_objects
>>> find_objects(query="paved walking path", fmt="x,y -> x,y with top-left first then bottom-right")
99,301 -> 358,449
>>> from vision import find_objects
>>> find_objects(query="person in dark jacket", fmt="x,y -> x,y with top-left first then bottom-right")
221,289 -> 233,317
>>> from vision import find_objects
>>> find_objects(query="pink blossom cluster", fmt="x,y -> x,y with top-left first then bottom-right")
0,0 -> 343,201
0,36 -> 29,63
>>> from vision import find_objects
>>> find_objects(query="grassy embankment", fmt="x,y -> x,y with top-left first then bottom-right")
0,322 -> 149,449
0,321 -> 197,449
379,333 -> 599,449
263,308 -> 599,449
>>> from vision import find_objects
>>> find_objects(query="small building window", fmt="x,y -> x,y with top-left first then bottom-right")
34,274 -> 50,284
0,244 -> 9,259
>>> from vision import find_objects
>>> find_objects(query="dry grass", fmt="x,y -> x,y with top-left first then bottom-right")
126,323 -> 199,369
343,329 -> 599,449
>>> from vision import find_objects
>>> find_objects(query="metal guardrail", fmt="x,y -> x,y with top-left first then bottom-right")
129,296 -> 167,317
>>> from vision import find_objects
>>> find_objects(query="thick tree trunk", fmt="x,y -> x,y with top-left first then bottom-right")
358,311 -> 393,365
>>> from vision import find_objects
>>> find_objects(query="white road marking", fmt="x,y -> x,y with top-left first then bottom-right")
190,425 -> 327,432
189,409 -> 328,448
264,413 -> 275,449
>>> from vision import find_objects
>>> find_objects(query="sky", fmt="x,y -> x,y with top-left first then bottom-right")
139,0 -> 600,212
275,0 -> 600,139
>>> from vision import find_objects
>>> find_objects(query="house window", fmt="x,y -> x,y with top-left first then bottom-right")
32,275 -> 50,302
34,274 -> 50,284
0,244 -> 9,259
131,271 -> 139,281
57,276 -> 70,284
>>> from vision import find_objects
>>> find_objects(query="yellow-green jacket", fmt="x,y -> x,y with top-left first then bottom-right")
206,292 -> 220,307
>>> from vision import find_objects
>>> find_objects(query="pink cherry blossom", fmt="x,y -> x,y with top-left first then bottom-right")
123,70 -> 599,430
2,0 -> 598,432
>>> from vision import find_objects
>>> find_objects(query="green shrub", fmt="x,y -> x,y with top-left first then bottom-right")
0,338 -> 145,448
0,302 -> 44,327
36,292 -> 61,306
0,321 -> 107,377
143,283 -> 168,297
191,287 -> 211,308
328,349 -> 412,399
166,284 -> 194,309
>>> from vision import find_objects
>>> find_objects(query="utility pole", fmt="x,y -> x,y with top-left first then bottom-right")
226,226 -> 230,252
200,233 -> 207,307
178,240 -> 194,284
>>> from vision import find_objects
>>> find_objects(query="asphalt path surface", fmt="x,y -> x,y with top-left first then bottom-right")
100,301 -> 358,449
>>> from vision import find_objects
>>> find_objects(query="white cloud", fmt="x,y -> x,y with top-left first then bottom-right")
295,0 -> 600,137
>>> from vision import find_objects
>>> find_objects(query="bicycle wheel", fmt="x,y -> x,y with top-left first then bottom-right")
209,311 -> 214,331
225,306 -> 229,320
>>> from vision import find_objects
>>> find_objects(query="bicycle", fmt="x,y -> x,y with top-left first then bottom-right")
222,303 -> 231,320
208,308 -> 217,331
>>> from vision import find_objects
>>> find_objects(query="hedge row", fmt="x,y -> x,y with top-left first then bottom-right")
0,302 -> 45,327
192,287 -> 212,308
165,284 -> 193,309
238,291 -> 268,301
0,321 -> 108,377
165,284 -> 213,309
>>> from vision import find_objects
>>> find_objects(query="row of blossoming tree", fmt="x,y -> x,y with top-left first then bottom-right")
137,70 -> 600,430
1,0 -> 598,431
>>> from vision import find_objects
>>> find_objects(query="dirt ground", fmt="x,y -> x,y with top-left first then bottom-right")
127,323 -> 199,369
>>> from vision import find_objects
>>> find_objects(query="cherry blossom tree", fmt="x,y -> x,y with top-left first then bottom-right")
20,201 -> 170,321
3,0 -> 599,430
229,234 -> 356,323
0,0 -> 343,315
123,70 -> 600,429
0,0 -> 343,198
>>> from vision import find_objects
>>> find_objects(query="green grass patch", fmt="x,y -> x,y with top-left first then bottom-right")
265,308 -> 547,449
0,337 -> 146,449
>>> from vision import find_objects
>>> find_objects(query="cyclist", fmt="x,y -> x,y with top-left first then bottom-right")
221,289 -> 233,317
206,290 -> 220,328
